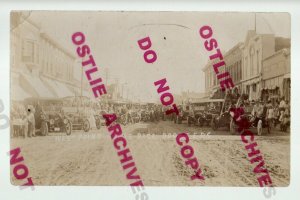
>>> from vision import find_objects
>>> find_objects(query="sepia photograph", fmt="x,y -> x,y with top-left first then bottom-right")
10,11 -> 290,187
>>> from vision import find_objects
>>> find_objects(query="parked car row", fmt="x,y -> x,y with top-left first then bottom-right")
24,96 -> 103,136
173,99 -> 223,127
173,97 -> 272,136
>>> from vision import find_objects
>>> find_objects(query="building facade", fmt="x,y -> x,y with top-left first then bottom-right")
203,44 -> 243,99
39,33 -> 74,84
203,58 -> 220,98
203,30 -> 290,102
240,31 -> 276,101
224,43 -> 243,92
11,12 -> 78,100
262,48 -> 290,102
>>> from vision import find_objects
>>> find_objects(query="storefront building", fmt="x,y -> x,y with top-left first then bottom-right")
262,48 -> 290,102
240,30 -> 276,101
203,50 -> 227,99
11,12 -> 77,101
223,43 -> 243,93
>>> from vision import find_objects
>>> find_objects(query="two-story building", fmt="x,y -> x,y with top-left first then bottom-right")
240,30 -> 276,101
11,12 -> 79,101
262,48 -> 290,102
224,43 -> 243,92
203,44 -> 243,99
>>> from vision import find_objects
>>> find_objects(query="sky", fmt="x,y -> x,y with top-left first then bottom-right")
28,11 -> 290,102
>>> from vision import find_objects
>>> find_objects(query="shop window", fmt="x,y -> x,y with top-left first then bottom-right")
250,47 -> 255,76
253,84 -> 257,92
246,85 -> 250,94
22,39 -> 35,63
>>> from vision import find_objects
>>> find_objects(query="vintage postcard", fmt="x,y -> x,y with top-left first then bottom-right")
10,11 -> 290,187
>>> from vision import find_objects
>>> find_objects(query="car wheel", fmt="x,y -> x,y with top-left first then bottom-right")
229,119 -> 235,134
198,119 -> 203,127
83,120 -> 90,132
96,118 -> 101,130
65,121 -> 72,135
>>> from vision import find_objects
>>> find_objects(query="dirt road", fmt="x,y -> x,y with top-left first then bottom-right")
10,121 -> 290,186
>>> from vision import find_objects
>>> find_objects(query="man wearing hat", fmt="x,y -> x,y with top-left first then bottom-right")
27,105 -> 36,137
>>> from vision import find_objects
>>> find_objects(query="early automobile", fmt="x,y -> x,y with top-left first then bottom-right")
211,110 -> 232,131
212,93 -> 271,135
24,97 -> 72,136
187,104 -> 205,126
62,96 -> 99,132
173,105 -> 189,124
46,109 -> 72,135
238,104 -> 270,136
209,99 -> 232,131
187,99 -> 223,127
96,110 -> 107,128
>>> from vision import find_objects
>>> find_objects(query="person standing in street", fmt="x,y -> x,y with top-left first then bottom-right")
279,97 -> 286,112
266,103 -> 275,134
27,105 -> 36,137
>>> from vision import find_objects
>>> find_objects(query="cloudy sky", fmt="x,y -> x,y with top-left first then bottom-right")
28,11 -> 290,102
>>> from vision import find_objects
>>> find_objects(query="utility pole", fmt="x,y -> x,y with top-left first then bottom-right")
255,13 -> 257,32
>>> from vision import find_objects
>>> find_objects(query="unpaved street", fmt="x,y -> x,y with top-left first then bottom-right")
10,121 -> 290,186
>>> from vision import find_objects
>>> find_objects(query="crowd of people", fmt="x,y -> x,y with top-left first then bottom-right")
11,95 -> 290,138
239,97 -> 290,132
11,103 -> 36,138
99,103 -> 166,125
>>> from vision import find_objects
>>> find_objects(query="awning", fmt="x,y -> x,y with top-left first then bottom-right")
283,73 -> 290,79
11,73 -> 31,101
11,83 -> 31,101
54,80 -> 75,97
20,74 -> 55,98
243,76 -> 261,87
41,77 -> 75,98
66,85 -> 80,96
82,89 -> 93,98
262,77 -> 281,90
66,85 -> 93,98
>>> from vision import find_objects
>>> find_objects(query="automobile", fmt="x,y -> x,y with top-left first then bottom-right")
249,115 -> 270,135
62,107 -> 91,132
211,110 -> 232,131
96,110 -> 107,128
211,94 -> 271,135
46,109 -> 72,135
62,96 -> 99,132
174,105 -> 189,124
186,99 -> 223,127
94,114 -> 101,129
237,104 -> 270,136
24,97 -> 72,136
187,104 -> 205,126
209,99 -> 233,131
